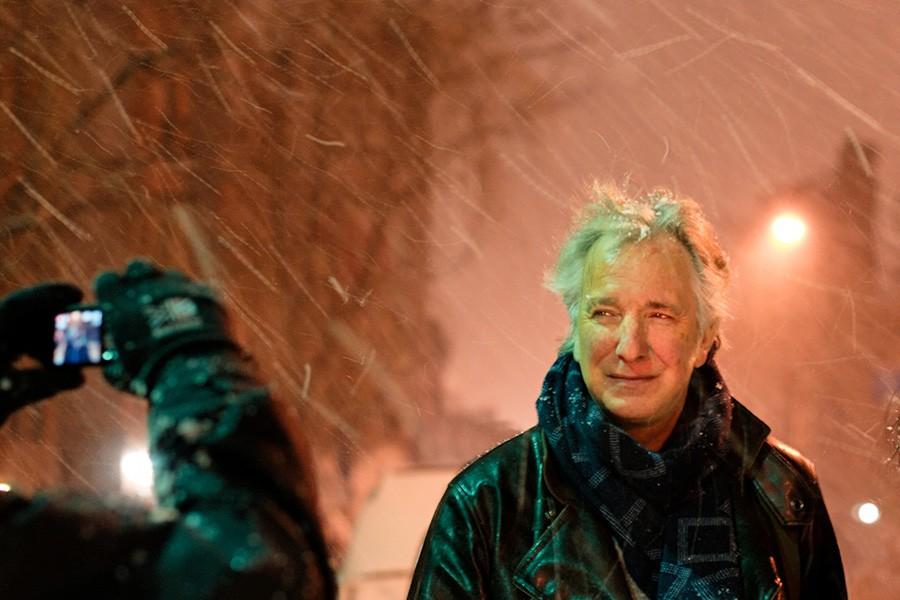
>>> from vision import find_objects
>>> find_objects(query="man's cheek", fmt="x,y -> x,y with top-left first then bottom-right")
586,327 -> 615,350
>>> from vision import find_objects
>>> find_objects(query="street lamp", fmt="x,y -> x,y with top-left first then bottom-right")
770,213 -> 807,246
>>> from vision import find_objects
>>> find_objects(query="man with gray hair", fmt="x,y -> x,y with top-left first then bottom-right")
409,185 -> 846,599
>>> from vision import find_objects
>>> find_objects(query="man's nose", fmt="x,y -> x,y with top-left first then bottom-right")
615,316 -> 648,361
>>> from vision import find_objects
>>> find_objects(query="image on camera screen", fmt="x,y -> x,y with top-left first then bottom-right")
53,309 -> 103,366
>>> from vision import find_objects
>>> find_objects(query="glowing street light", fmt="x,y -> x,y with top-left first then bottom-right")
770,213 -> 807,246
120,448 -> 154,498
0,482 -> 10,493
855,501 -> 881,525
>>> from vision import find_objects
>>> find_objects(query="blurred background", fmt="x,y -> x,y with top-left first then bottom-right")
0,1 -> 897,597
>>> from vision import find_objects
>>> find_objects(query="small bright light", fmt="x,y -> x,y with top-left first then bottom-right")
120,449 -> 154,498
770,213 -> 807,245
856,502 -> 881,525
0,482 -> 10,493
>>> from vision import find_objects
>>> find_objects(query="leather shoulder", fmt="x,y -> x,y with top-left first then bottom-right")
751,436 -> 821,527
767,437 -> 818,482
447,427 -> 543,498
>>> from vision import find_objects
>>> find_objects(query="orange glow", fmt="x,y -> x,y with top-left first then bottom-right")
770,213 -> 807,246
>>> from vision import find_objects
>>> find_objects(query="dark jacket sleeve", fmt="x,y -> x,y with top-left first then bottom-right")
0,350 -> 335,599
408,482 -> 489,599
799,489 -> 847,599
756,442 -> 847,599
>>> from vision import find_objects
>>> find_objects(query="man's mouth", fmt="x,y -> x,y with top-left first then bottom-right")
607,374 -> 657,382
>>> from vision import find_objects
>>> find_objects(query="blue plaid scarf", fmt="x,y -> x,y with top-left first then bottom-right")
536,352 -> 741,599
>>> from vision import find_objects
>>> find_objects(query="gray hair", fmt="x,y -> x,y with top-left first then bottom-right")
546,183 -> 730,354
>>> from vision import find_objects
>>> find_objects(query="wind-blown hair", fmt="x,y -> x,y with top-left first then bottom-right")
546,183 -> 731,354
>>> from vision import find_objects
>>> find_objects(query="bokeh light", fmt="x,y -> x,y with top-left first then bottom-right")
856,502 -> 881,525
120,449 -> 153,498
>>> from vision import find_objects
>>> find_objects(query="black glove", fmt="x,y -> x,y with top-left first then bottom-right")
0,283 -> 85,426
94,260 -> 236,397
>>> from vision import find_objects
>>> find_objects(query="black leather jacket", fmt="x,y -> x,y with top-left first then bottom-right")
409,401 -> 846,599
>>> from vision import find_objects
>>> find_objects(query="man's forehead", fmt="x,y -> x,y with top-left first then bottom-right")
581,236 -> 696,302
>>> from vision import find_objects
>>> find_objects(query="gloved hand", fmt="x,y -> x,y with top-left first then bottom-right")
0,283 -> 85,426
94,260 -> 236,397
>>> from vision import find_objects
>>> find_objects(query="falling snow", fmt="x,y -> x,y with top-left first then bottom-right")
0,1 -> 897,597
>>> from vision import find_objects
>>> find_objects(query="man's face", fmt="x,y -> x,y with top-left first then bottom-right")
573,234 -> 715,437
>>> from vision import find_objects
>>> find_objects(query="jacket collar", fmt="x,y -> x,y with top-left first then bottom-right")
723,399 -> 772,475
513,432 -> 632,598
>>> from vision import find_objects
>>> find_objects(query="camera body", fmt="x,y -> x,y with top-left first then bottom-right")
53,306 -> 106,366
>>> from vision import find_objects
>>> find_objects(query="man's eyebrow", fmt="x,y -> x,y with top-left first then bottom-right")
647,300 -> 682,313
584,296 -> 618,308
584,296 -> 682,312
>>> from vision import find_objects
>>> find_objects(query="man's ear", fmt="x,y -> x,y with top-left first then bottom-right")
693,321 -> 719,368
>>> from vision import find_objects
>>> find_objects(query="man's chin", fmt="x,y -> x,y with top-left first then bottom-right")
598,395 -> 657,424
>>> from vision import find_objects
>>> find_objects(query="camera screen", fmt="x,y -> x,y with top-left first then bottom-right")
53,309 -> 103,366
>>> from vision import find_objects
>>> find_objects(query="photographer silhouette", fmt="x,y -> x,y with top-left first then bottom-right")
0,260 -> 334,599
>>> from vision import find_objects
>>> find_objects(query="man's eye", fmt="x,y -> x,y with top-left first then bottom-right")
591,310 -> 616,318
651,312 -> 673,320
